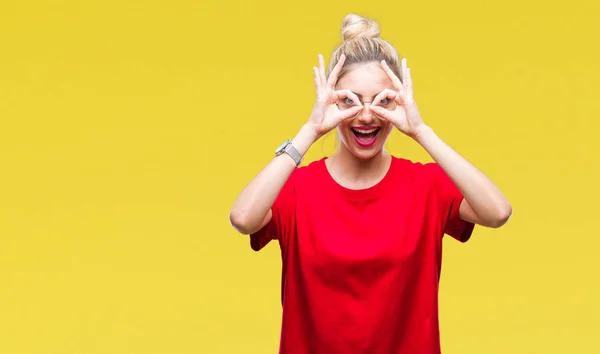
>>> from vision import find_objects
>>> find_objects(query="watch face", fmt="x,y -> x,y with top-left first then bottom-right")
275,140 -> 290,154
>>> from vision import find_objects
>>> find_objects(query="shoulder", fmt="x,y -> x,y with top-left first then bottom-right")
389,156 -> 450,192
390,155 -> 438,178
291,157 -> 327,181
392,157 -> 460,200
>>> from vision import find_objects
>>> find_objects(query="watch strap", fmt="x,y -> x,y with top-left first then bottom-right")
275,140 -> 303,166
283,141 -> 303,166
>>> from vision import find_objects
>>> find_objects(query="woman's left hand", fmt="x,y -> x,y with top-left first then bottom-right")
369,58 -> 428,140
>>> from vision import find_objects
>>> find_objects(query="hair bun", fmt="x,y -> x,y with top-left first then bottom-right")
341,14 -> 381,42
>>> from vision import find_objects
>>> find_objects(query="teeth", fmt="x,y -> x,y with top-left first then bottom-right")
353,128 -> 377,134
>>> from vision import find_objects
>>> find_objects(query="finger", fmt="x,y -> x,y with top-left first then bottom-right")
337,105 -> 363,121
373,89 -> 398,106
335,88 -> 361,106
401,58 -> 409,88
318,54 -> 326,84
396,90 -> 405,106
405,68 -> 413,89
404,68 -> 413,99
381,60 -> 403,89
369,105 -> 394,121
313,66 -> 321,91
327,54 -> 346,89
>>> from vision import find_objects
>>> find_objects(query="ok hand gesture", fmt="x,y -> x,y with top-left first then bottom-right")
306,54 -> 363,139
369,58 -> 427,139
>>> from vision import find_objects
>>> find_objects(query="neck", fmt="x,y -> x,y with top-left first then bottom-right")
327,143 -> 391,188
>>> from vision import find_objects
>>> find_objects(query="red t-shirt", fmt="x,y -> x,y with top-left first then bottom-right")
250,156 -> 475,354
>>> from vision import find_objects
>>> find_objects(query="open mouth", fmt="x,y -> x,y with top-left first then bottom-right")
351,127 -> 381,147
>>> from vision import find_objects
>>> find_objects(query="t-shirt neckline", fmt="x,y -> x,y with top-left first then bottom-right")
317,156 -> 396,199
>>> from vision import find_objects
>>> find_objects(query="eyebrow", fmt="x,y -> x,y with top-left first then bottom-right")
352,91 -> 363,99
350,91 -> 380,101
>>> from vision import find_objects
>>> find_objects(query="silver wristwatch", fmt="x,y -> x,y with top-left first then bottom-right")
275,140 -> 303,166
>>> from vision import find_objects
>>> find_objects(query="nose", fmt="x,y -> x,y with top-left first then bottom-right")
357,102 -> 376,124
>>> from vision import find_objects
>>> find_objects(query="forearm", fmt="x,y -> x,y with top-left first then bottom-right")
415,125 -> 512,226
229,124 -> 317,234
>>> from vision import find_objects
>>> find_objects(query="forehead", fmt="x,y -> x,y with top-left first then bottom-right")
335,62 -> 394,97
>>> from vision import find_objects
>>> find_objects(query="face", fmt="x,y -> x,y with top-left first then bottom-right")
335,62 -> 395,160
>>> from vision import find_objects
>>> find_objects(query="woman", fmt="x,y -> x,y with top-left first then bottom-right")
229,13 -> 512,354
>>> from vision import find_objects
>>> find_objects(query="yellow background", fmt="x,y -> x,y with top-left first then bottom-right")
1,0 -> 598,353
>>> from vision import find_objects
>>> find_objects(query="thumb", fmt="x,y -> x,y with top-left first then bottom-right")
369,105 -> 393,121
336,105 -> 363,122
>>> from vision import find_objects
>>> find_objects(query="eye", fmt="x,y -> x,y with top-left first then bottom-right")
343,98 -> 354,105
379,98 -> 390,105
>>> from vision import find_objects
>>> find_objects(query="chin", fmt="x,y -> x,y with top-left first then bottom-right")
338,125 -> 392,160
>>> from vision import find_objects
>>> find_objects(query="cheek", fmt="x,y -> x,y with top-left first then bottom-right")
336,121 -> 352,138
382,121 -> 394,136
338,119 -> 351,129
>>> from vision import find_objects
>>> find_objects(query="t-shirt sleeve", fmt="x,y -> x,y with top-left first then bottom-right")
426,163 -> 475,243
249,171 -> 296,251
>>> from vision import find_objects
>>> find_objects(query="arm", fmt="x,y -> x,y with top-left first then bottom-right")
229,53 -> 363,235
370,58 -> 511,228
415,126 -> 512,228
229,124 -> 316,235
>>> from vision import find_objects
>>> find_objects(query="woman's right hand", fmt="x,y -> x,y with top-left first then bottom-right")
306,54 -> 363,139
229,55 -> 361,236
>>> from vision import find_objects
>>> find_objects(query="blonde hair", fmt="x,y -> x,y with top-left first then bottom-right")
327,14 -> 402,83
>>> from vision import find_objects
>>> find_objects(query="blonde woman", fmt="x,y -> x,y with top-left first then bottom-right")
230,13 -> 512,354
